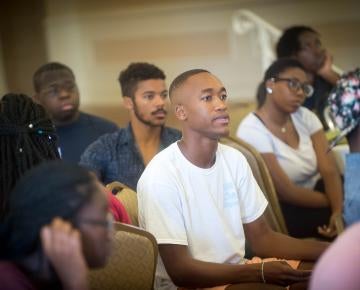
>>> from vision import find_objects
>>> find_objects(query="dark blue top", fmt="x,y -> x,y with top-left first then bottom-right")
56,112 -> 118,163
79,123 -> 181,190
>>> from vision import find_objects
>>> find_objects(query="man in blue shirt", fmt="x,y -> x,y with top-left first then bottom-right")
80,63 -> 181,190
33,62 -> 118,163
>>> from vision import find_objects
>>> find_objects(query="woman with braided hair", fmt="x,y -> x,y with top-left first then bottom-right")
0,93 -> 130,223
0,93 -> 59,220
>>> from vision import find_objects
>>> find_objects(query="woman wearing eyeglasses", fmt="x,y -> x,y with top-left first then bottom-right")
236,58 -> 343,239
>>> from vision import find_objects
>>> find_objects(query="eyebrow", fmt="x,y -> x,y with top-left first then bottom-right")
142,89 -> 168,95
201,87 -> 226,94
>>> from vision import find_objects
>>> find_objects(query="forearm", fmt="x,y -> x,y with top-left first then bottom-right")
252,231 -> 329,261
322,170 -> 343,213
318,69 -> 340,85
170,258 -> 261,288
278,183 -> 329,208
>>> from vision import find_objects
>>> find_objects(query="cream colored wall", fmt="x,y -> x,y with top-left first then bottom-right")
0,39 -> 8,96
43,0 -> 360,110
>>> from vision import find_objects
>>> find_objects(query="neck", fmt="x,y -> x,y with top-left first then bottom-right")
18,251 -> 57,287
178,131 -> 218,168
257,102 -> 290,128
54,111 -> 80,127
130,117 -> 162,144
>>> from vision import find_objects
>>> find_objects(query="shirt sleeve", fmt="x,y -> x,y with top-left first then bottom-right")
300,107 -> 323,135
236,115 -> 274,153
108,192 -> 132,224
79,138 -> 109,182
137,167 -> 188,245
235,153 -> 268,223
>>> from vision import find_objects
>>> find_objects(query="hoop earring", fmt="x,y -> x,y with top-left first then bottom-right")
266,87 -> 273,94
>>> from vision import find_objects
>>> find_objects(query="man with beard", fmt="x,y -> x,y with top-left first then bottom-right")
33,62 -> 118,163
276,26 -> 340,128
80,62 -> 181,190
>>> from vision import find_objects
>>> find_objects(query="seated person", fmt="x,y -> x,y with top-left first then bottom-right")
33,62 -> 118,163
328,68 -> 360,226
310,222 -> 360,290
80,63 -> 181,190
0,93 -> 130,223
0,161 -> 113,290
237,58 -> 343,239
276,26 -> 340,128
137,69 -> 329,290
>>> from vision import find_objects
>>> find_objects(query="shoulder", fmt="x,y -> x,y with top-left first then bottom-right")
83,128 -> 127,152
294,106 -> 317,120
218,143 -> 248,166
0,262 -> 35,289
163,126 -> 182,140
79,112 -> 118,129
139,143 -> 178,180
237,113 -> 265,135
293,107 -> 323,133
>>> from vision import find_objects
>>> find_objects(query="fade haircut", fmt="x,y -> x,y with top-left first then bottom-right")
276,26 -> 318,58
33,62 -> 75,93
118,62 -> 166,99
169,69 -> 210,100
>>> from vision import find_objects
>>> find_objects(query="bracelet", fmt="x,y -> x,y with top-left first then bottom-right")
261,261 -> 266,283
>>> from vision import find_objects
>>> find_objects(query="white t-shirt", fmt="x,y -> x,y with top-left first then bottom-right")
236,107 -> 323,189
137,142 -> 268,290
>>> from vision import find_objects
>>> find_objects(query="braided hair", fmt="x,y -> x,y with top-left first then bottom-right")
0,93 -> 60,219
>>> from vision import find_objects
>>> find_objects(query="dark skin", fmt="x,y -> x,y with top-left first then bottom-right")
164,72 -> 328,288
295,31 -> 339,86
347,125 -> 360,153
257,67 -> 343,238
18,183 -> 111,290
33,71 -> 80,126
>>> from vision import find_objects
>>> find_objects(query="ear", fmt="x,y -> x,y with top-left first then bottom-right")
32,94 -> 41,104
175,104 -> 187,121
265,79 -> 275,93
123,96 -> 134,110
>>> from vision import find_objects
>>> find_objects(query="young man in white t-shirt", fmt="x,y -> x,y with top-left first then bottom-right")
137,69 -> 328,290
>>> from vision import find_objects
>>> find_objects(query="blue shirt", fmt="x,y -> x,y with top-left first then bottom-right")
344,153 -> 360,226
56,112 -> 118,163
79,123 -> 181,190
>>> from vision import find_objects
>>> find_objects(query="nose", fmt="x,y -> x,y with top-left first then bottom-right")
58,89 -> 71,100
154,94 -> 166,107
214,96 -> 227,111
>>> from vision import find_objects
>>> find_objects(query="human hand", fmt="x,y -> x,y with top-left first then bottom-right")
262,260 -> 311,286
317,50 -> 333,76
40,218 -> 89,290
318,212 -> 341,238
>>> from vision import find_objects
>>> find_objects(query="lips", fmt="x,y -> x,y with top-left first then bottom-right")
213,114 -> 230,124
61,104 -> 75,111
152,109 -> 167,117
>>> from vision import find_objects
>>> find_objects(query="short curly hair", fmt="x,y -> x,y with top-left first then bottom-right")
276,26 -> 317,58
118,62 -> 166,98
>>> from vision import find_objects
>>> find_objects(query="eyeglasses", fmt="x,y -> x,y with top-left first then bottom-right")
271,77 -> 314,97
79,213 -> 114,231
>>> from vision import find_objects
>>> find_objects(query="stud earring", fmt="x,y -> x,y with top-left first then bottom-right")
266,87 -> 273,94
